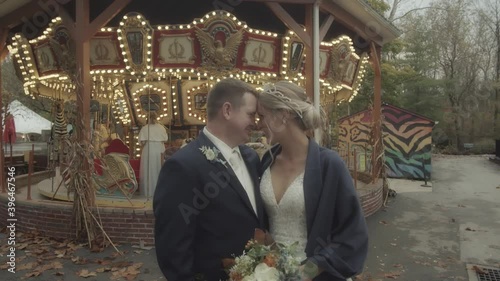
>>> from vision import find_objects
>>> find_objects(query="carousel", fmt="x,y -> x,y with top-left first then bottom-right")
0,0 -> 400,246
7,10 -> 370,203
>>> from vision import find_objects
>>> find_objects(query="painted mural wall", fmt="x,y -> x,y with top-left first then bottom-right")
338,105 -> 434,180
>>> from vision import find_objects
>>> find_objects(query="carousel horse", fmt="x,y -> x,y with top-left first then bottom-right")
92,135 -> 138,197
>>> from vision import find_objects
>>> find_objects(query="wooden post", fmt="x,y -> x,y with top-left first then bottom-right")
370,42 -> 382,184
0,28 -> 6,193
347,142 -> 350,169
353,148 -> 357,189
58,0 -> 131,203
27,144 -> 34,200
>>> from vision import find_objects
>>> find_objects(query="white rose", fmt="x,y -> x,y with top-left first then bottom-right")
205,149 -> 216,160
253,263 -> 280,281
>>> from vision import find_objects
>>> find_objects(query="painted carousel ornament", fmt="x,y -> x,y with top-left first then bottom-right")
195,26 -> 243,70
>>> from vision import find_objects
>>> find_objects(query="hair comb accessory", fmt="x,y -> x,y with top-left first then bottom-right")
262,84 -> 303,119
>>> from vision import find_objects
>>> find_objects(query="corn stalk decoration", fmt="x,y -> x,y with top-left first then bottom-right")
59,61 -> 118,252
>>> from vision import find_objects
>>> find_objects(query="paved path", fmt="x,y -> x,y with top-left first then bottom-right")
358,155 -> 500,281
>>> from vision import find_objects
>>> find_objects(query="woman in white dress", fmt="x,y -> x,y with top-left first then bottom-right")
257,81 -> 368,281
139,111 -> 168,199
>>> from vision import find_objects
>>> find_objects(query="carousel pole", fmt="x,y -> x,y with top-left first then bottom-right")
305,1 -> 322,143
0,27 -> 7,193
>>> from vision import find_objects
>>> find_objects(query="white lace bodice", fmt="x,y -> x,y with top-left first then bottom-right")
260,167 -> 308,253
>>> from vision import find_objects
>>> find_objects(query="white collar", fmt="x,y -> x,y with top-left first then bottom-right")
203,127 -> 241,162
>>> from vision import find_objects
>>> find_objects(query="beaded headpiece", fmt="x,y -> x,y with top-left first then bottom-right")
261,84 -> 303,119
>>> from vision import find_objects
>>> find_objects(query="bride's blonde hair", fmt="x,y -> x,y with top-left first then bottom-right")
259,81 -> 322,131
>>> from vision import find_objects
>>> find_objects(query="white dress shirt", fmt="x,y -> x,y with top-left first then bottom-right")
203,127 -> 257,215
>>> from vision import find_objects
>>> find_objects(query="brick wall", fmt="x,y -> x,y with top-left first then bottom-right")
359,184 -> 384,217
0,196 -> 155,245
0,185 -> 382,245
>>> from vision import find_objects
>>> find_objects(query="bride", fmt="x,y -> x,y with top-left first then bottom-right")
257,81 -> 368,281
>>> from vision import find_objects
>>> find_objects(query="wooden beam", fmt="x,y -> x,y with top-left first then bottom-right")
319,14 -> 334,42
266,2 -> 311,48
86,0 -> 132,40
320,0 -> 384,46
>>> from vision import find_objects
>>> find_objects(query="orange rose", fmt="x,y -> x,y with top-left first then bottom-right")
263,253 -> 277,267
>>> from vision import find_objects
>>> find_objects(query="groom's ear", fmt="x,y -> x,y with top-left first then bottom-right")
221,102 -> 232,120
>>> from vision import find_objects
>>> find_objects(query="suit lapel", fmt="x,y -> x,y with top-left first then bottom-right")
303,140 -> 323,234
196,132 -> 257,219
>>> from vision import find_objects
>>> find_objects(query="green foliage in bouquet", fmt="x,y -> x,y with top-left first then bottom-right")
228,239 -> 306,281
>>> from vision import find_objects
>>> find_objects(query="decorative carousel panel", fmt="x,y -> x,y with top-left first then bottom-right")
329,36 -> 360,88
127,81 -> 174,126
181,81 -> 210,125
33,41 -> 59,76
239,32 -> 280,73
118,13 -> 153,76
194,11 -> 245,72
10,35 -> 37,83
154,30 -> 198,68
281,32 -> 306,77
90,32 -> 125,69
111,86 -> 133,126
49,25 -> 76,75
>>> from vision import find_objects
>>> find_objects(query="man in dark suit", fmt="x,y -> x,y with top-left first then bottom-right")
153,78 -> 266,281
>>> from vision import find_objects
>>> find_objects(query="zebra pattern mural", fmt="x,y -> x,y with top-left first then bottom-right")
338,104 -> 434,180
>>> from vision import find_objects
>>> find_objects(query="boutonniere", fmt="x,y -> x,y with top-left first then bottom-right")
199,146 -> 227,168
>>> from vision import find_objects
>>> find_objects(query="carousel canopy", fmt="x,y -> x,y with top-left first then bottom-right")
1,0 -> 400,129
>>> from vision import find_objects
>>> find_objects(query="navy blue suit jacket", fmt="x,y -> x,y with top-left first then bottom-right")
153,131 -> 266,281
261,140 -> 368,281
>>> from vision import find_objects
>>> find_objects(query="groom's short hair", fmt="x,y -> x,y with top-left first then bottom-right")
206,78 -> 257,121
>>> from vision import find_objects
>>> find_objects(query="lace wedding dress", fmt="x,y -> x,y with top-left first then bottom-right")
260,167 -> 353,281
260,167 -> 308,253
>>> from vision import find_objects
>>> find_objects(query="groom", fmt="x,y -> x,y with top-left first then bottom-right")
153,78 -> 266,281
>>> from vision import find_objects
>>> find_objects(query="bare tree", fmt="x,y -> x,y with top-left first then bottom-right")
476,0 -> 500,139
428,0 -> 481,150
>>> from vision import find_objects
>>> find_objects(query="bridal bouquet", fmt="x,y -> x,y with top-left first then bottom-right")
227,230 -> 306,281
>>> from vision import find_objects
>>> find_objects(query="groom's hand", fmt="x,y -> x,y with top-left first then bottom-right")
254,228 -> 275,246
221,258 -> 236,269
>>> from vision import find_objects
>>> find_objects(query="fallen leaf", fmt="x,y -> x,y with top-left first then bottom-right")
54,249 -> 66,258
17,261 -> 39,271
465,227 -> 476,232
71,256 -> 90,265
390,243 -> 397,246
78,269 -> 97,278
96,267 -> 112,273
472,265 -> 486,274
393,264 -> 403,268
24,271 -> 42,278
54,272 -> 64,276
379,220 -> 389,226
384,271 -> 401,279
458,204 -> 466,208
133,250 -> 143,254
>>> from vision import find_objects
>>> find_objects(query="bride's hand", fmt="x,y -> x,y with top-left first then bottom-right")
300,261 -> 322,281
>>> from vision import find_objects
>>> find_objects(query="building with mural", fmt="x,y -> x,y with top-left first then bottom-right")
338,104 -> 434,180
